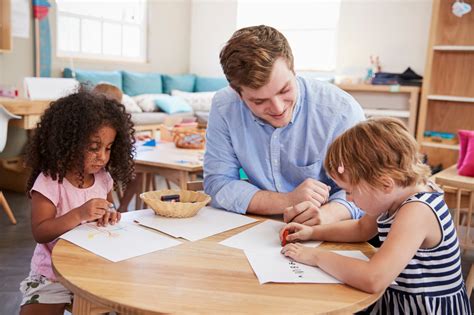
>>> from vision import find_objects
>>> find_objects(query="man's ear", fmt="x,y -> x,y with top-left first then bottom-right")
380,176 -> 395,193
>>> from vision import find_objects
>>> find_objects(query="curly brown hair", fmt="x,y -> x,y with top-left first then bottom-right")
219,25 -> 294,94
25,89 -> 136,192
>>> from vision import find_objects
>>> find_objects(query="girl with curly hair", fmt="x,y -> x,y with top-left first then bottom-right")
19,90 -> 135,315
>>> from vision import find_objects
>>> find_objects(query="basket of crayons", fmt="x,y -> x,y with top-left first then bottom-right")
172,127 -> 206,149
140,189 -> 211,218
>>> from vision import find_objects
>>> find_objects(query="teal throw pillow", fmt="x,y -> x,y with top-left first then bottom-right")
63,68 -> 122,89
162,74 -> 196,94
154,95 -> 192,114
195,76 -> 228,92
122,71 -> 162,96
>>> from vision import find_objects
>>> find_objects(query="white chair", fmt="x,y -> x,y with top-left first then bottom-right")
0,105 -> 21,224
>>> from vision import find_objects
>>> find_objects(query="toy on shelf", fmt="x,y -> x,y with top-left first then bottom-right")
423,130 -> 458,145
365,55 -> 382,83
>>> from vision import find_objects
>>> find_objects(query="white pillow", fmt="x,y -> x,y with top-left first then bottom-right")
171,90 -> 216,112
121,94 -> 142,113
132,94 -> 170,112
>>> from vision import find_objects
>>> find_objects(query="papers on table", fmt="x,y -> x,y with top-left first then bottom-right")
60,210 -> 181,262
245,250 -> 369,284
135,206 -> 257,241
220,219 -> 322,252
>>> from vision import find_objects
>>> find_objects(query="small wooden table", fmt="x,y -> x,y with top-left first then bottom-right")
0,97 -> 51,129
53,219 -> 383,315
134,142 -> 204,190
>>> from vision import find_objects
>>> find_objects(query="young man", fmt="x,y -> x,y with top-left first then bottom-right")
204,25 -> 365,225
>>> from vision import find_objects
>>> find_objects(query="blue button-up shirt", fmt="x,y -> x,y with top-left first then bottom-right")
203,76 -> 365,217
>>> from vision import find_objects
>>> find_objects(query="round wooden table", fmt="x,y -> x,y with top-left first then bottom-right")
53,220 -> 383,314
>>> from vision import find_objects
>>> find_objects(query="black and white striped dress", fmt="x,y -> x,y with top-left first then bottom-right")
363,191 -> 472,314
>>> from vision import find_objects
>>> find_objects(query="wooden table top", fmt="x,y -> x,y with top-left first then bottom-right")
0,97 -> 52,115
134,142 -> 204,172
52,218 -> 383,314
433,165 -> 474,190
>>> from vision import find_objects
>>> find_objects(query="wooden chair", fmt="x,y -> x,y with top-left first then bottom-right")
0,105 -> 21,224
434,165 -> 474,297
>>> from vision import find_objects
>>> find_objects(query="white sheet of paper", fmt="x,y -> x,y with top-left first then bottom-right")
60,211 -> 181,262
220,219 -> 322,251
136,206 -> 257,241
12,0 -> 30,38
245,250 -> 369,284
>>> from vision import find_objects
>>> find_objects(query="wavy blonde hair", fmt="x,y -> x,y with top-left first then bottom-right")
324,117 -> 431,188
219,25 -> 294,94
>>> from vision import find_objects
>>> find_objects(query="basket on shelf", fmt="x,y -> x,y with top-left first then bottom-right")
172,127 -> 206,149
140,189 -> 211,218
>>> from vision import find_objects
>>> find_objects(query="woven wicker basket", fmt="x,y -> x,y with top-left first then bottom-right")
173,127 -> 206,149
140,189 -> 211,218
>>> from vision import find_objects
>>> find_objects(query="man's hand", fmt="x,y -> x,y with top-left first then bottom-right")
284,201 -> 326,225
287,178 -> 330,208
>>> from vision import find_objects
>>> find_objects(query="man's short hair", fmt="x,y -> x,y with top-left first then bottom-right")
219,25 -> 294,94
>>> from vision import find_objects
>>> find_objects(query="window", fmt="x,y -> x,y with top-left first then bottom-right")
237,0 -> 341,72
56,0 -> 147,62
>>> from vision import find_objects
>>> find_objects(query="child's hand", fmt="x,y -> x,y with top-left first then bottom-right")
77,198 -> 113,225
280,222 -> 313,243
97,207 -> 121,227
281,243 -> 319,266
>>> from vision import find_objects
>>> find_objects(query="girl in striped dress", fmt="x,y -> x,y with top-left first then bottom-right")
280,117 -> 471,314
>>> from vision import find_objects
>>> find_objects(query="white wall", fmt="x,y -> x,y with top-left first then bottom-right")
189,0 -> 238,76
336,0 -> 432,77
188,0 -> 432,78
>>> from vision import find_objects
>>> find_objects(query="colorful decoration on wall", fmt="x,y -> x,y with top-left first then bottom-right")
33,0 -> 51,77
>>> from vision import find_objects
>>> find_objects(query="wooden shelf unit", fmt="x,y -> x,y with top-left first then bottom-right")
337,83 -> 420,136
0,0 -> 12,52
416,0 -> 474,169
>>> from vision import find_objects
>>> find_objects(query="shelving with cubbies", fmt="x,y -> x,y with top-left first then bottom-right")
337,84 -> 420,136
417,0 -> 474,169
0,0 -> 12,52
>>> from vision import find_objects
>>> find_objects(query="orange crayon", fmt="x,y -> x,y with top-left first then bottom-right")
281,229 -> 289,247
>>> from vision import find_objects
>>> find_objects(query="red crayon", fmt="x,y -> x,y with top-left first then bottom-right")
281,229 -> 289,247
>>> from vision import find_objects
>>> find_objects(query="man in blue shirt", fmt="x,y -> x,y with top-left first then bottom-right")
204,25 -> 365,225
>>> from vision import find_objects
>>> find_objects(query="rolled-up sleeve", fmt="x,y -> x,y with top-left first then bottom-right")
203,95 -> 259,214
328,189 -> 364,219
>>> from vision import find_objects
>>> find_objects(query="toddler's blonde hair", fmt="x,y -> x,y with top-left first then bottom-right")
92,83 -> 123,103
324,117 -> 431,188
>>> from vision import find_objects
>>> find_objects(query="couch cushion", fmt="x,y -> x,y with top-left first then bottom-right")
171,90 -> 215,112
132,94 -> 170,112
63,67 -> 122,89
130,112 -> 194,126
162,74 -> 196,94
130,112 -> 169,125
122,71 -> 162,96
154,95 -> 193,114
458,130 -> 474,176
194,76 -> 228,92
122,94 -> 142,113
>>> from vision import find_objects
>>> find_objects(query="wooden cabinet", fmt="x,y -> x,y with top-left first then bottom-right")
417,0 -> 474,169
337,84 -> 420,136
0,0 -> 12,52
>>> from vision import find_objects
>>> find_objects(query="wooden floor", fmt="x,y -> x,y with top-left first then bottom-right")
1,187 -> 474,314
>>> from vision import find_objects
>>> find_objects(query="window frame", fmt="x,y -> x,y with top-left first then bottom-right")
55,1 -> 148,63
